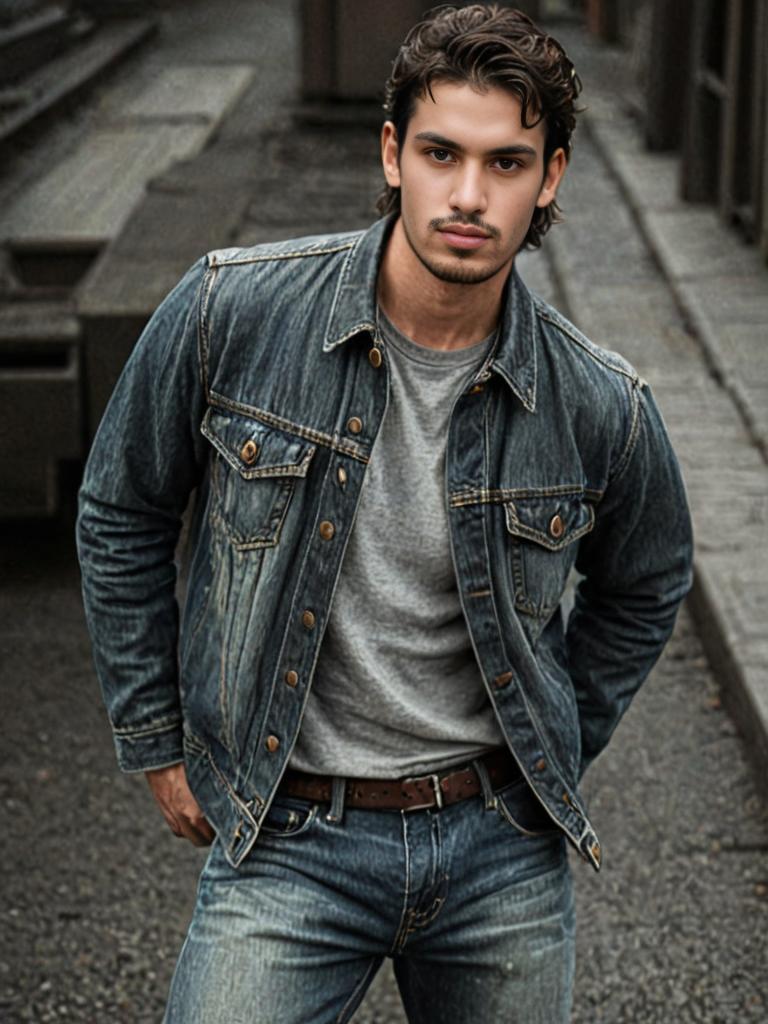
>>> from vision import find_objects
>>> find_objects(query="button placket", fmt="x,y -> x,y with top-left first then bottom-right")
249,378 -> 389,819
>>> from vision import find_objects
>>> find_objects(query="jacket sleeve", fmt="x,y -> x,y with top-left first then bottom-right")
566,379 -> 693,778
76,256 -> 211,773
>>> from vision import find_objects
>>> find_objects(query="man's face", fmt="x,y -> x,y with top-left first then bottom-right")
381,81 -> 566,285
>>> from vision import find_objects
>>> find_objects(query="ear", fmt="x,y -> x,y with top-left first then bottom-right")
381,121 -> 401,188
536,147 -> 567,209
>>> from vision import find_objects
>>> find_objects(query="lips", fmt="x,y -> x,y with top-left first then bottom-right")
438,225 -> 490,250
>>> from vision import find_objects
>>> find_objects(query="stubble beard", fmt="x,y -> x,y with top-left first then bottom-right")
401,215 -> 512,286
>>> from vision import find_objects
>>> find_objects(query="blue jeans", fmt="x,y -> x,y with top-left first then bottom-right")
164,771 -> 575,1023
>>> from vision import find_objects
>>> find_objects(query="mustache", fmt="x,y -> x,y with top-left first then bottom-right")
429,214 -> 500,239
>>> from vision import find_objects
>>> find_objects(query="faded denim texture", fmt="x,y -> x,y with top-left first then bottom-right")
163,777 -> 575,1024
77,215 -> 693,873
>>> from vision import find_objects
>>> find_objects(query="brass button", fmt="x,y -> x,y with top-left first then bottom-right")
302,609 -> 316,629
347,416 -> 363,435
369,347 -> 383,368
319,520 -> 335,541
284,670 -> 298,687
590,841 -> 601,866
240,439 -> 258,464
493,670 -> 513,689
549,514 -> 565,539
468,383 -> 485,394
265,734 -> 280,752
337,466 -> 347,486
562,791 -> 572,807
534,758 -> 547,772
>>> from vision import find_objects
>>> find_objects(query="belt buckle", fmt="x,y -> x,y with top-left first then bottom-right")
402,772 -> 444,812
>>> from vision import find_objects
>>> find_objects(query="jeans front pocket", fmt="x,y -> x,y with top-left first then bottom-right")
202,407 -> 315,551
494,777 -> 560,838
259,795 -> 318,838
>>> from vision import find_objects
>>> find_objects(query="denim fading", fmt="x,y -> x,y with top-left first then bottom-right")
163,776 -> 575,1024
76,214 -> 694,873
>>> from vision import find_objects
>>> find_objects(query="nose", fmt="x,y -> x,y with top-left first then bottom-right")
448,161 -> 487,216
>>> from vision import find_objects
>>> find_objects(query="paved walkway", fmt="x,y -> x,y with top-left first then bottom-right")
552,19 -> 768,806
1,7 -> 767,1023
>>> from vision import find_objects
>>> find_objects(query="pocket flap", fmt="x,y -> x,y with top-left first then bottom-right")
201,408 -> 315,480
504,495 -> 594,550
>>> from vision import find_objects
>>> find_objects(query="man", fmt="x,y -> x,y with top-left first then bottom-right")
77,5 -> 693,1021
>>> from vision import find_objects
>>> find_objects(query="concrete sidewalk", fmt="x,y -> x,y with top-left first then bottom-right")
549,25 -> 768,791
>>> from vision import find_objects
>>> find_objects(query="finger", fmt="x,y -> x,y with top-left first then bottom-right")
174,810 -> 214,842
193,816 -> 216,842
179,819 -> 214,847
179,804 -> 215,841
188,830 -> 214,848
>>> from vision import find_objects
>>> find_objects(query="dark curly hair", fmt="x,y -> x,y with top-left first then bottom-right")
377,4 -> 582,249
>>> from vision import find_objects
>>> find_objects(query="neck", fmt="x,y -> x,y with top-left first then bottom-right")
377,217 -> 510,350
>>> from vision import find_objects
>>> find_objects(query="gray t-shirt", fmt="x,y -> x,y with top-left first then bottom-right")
289,308 -> 504,777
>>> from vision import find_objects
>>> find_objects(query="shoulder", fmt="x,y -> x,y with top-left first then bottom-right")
200,230 -> 363,324
526,290 -> 648,475
531,292 -> 642,389
206,229 -> 362,270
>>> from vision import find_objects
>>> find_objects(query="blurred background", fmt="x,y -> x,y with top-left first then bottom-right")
1,1 -> 767,1021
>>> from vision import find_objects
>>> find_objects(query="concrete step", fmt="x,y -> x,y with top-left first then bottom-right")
0,5 -> 76,84
78,149 -> 259,435
0,0 -> 50,24
0,301 -> 82,519
0,16 -> 156,145
0,63 -> 255,256
0,300 -> 80,344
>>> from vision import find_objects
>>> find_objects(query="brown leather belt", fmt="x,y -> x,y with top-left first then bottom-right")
278,747 -> 522,812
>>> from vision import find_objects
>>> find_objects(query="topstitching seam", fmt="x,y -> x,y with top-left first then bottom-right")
208,391 -> 370,464
536,306 -> 639,383
608,377 -> 643,485
449,484 -> 604,507
391,813 -> 412,955
209,240 -> 356,266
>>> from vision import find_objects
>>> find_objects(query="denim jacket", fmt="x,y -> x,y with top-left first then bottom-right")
77,215 -> 693,872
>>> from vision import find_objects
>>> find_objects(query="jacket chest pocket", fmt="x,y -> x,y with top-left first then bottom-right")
202,408 -> 315,550
504,494 -> 594,618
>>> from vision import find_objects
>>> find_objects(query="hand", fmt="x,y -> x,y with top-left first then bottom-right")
145,762 -> 215,846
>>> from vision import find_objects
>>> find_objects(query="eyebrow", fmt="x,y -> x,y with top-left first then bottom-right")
413,131 -> 537,159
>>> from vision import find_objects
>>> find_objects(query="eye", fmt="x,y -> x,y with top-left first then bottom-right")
495,157 -> 521,171
428,148 -> 453,163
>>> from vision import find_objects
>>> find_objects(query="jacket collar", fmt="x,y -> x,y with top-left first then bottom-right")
323,215 -> 538,412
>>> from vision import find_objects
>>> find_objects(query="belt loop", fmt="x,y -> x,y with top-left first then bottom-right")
325,776 -> 346,824
472,757 -> 497,810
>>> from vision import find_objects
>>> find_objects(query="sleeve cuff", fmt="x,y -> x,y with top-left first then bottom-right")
113,721 -> 185,773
